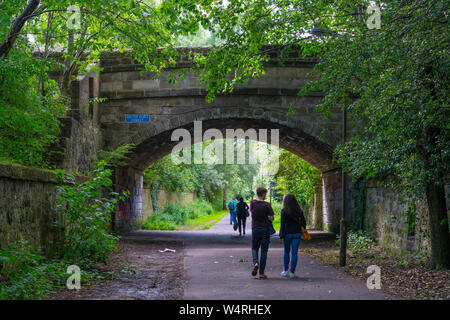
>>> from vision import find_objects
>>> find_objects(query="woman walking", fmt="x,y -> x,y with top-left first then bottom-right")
236,197 -> 249,236
279,193 -> 306,279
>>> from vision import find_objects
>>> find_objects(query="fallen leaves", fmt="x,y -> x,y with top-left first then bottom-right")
302,241 -> 450,300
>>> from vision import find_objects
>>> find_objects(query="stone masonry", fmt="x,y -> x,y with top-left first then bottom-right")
96,47 -> 349,232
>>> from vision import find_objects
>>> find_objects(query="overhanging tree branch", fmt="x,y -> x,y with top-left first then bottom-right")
0,0 -> 41,58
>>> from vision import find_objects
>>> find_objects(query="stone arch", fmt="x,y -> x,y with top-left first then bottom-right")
113,115 -> 342,233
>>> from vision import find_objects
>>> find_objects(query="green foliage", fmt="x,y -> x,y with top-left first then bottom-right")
174,25 -> 218,46
145,155 -> 196,193
142,199 -> 214,230
55,157 -> 128,266
97,144 -> 135,169
2,0 -> 182,73
0,49 -> 67,167
272,212 -> 281,232
0,240 -> 65,300
144,140 -> 259,204
55,145 -> 131,266
300,0 -> 448,199
274,149 -> 321,210
0,240 -> 45,279
209,189 -> 225,211
185,198 -> 214,219
336,231 -> 375,254
0,240 -> 108,300
0,0 -> 185,167
270,201 -> 283,215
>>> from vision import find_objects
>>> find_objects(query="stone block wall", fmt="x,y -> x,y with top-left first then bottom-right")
58,112 -> 101,173
141,187 -> 197,221
51,72 -> 102,174
364,180 -> 450,253
0,164 -> 65,256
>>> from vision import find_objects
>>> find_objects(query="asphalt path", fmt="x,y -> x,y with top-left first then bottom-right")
132,214 -> 392,300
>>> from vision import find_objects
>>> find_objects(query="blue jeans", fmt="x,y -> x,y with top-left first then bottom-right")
230,211 -> 236,224
252,228 -> 270,274
283,233 -> 301,273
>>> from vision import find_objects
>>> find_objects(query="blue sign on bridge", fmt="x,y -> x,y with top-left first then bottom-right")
125,114 -> 150,123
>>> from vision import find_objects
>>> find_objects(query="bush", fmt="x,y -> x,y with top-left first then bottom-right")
185,199 -> 213,219
0,241 -> 67,300
142,203 -> 187,230
271,201 -> 283,215
0,49 -> 68,167
55,146 -> 132,267
336,230 -> 375,253
0,240 -> 108,300
142,219 -> 177,231
0,147 -> 130,299
142,199 -> 214,230
55,163 -> 122,267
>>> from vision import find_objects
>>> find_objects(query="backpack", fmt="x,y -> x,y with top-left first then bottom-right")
228,202 -> 235,211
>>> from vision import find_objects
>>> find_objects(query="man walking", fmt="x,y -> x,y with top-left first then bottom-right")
249,187 -> 275,279
227,196 -> 238,225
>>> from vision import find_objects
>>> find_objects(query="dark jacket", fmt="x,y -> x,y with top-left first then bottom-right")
236,201 -> 249,217
279,208 -> 306,239
250,200 -> 275,230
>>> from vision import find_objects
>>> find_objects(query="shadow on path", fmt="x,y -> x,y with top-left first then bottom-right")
129,214 -> 393,300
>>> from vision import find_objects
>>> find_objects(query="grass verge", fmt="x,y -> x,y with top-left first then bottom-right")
142,200 -> 226,231
180,210 -> 228,230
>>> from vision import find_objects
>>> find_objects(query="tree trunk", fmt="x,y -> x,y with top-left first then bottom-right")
425,179 -> 450,269
151,182 -> 160,213
420,65 -> 450,269
61,30 -> 75,95
0,0 -> 41,58
222,186 -> 227,210
422,126 -> 450,269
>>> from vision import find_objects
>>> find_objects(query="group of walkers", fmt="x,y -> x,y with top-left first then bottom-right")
227,187 -> 307,279
227,196 -> 249,236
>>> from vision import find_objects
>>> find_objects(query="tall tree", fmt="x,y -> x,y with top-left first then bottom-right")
0,0 -> 183,165
0,0 -> 41,58
1,0 -> 182,92
164,0 -> 450,269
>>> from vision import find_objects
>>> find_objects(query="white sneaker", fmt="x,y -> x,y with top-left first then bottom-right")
289,271 -> 296,279
281,270 -> 288,277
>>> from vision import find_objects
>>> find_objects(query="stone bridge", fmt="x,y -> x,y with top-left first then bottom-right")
80,47 -> 354,233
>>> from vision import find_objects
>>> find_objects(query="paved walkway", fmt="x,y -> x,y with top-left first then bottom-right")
133,214 -> 392,300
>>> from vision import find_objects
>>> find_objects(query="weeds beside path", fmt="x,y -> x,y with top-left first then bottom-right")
142,199 -> 228,231
302,240 -> 450,300
47,235 -> 185,300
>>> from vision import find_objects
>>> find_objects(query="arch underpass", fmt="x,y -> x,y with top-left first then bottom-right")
112,118 -> 345,235
95,47 -> 352,233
